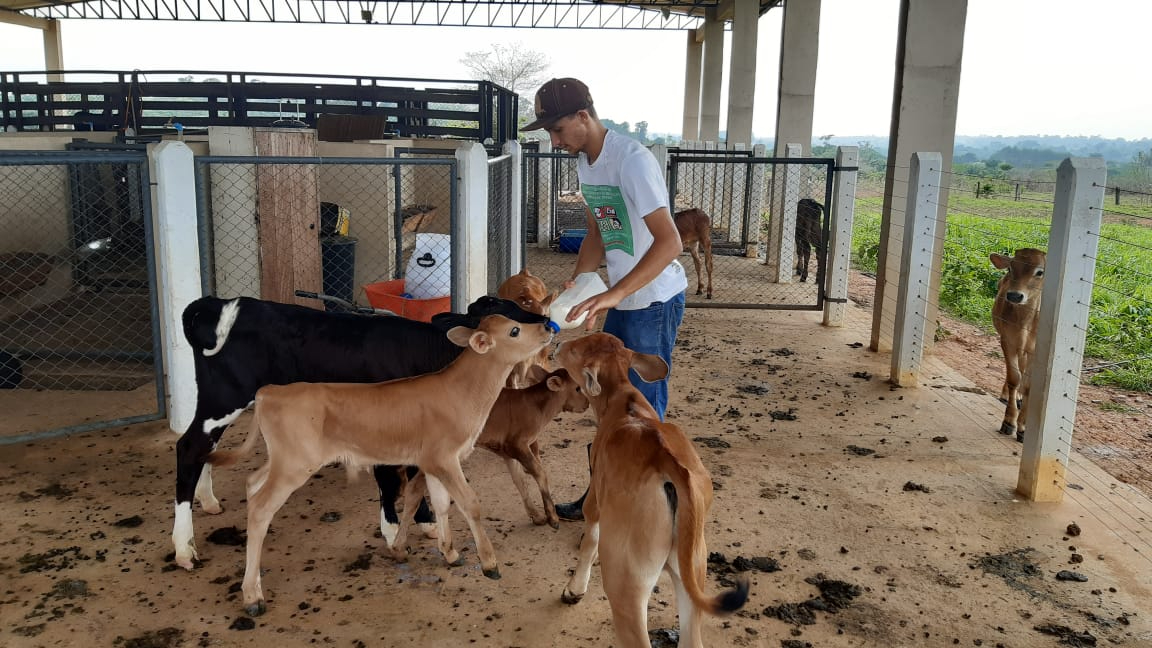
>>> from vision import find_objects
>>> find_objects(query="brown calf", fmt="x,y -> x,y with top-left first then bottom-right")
990,248 -> 1046,441
394,366 -> 588,539
551,333 -> 748,648
497,268 -> 556,387
674,208 -> 714,299
207,314 -> 552,617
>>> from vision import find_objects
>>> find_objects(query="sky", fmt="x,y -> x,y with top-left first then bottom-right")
1,0 -> 1149,141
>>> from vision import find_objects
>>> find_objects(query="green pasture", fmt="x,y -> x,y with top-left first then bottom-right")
850,193 -> 1152,392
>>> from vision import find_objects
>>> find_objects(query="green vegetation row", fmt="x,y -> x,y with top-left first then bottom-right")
851,194 -> 1152,392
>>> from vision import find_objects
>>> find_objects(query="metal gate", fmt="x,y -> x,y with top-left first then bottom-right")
520,146 -> 835,310
0,150 -> 166,443
668,149 -> 834,310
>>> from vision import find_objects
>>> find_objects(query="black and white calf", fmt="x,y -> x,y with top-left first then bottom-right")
172,294 -> 547,570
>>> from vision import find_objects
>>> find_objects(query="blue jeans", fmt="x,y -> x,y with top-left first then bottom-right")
602,291 -> 686,421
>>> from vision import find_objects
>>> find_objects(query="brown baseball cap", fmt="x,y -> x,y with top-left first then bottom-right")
520,78 -> 593,132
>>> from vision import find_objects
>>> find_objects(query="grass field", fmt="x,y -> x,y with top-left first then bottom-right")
851,190 -> 1152,392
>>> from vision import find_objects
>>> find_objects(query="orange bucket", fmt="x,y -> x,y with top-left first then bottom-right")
363,279 -> 451,323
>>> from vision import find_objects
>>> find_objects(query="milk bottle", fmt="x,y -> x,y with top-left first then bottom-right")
548,272 -> 608,331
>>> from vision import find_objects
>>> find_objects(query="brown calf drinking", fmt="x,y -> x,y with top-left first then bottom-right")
207,314 -> 553,617
551,333 -> 748,648
990,248 -> 1046,441
674,208 -> 714,299
497,268 -> 556,387
393,366 -> 588,539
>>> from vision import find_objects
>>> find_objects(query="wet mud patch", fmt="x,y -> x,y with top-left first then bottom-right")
18,546 -> 99,573
17,482 -> 76,501
112,627 -> 184,648
207,525 -> 246,546
708,551 -> 781,588
1034,622 -> 1098,646
764,574 -> 863,626
648,627 -> 680,647
971,547 -> 1042,593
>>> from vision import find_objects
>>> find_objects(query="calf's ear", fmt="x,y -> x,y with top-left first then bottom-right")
990,253 -> 1010,270
468,330 -> 494,354
446,326 -> 475,348
580,367 -> 602,397
546,375 -> 564,392
631,352 -> 669,383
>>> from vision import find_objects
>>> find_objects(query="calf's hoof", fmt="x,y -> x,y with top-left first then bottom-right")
999,422 -> 1016,436
561,589 -> 583,605
1015,428 -> 1025,443
244,601 -> 267,617
548,519 -> 560,531
482,567 -> 502,580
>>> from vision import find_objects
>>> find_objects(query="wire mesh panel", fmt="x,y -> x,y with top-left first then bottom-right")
0,152 -> 164,442
194,155 -> 455,319
669,152 -> 834,309
487,153 -> 514,294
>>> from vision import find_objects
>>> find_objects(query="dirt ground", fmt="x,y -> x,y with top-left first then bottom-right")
2,271 -> 1151,648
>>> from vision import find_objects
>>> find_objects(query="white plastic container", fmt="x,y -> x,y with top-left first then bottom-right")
549,272 -> 608,330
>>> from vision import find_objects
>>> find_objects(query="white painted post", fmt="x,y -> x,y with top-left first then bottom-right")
748,143 -> 767,258
768,143 -> 802,283
1017,157 -> 1106,502
151,141 -> 203,435
727,142 -> 746,243
890,152 -> 941,387
824,146 -> 859,326
454,142 -> 489,312
536,138 -> 554,249
503,140 -> 523,272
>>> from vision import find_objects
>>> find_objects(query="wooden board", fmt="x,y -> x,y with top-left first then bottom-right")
254,128 -> 321,308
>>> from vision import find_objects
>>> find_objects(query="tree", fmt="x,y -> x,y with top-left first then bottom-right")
459,42 -> 550,120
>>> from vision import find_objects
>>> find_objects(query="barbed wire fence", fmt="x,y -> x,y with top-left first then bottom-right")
851,158 -> 1152,570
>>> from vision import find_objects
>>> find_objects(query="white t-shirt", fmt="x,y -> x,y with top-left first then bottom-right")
577,130 -> 687,310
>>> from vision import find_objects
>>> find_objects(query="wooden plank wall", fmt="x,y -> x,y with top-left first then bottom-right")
254,128 -> 322,308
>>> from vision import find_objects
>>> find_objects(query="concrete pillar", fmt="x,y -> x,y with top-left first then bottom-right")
871,0 -> 967,352
151,142 -> 203,435
699,12 -> 725,142
503,140 -> 523,272
1017,158 -> 1105,502
823,146 -> 858,326
890,152 -> 941,387
725,0 -> 759,147
682,30 -> 703,141
774,0 -> 820,156
42,19 -> 63,80
455,142 -> 489,312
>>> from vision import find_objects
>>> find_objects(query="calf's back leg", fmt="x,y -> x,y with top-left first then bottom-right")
240,462 -> 313,617
172,408 -> 244,570
373,464 -> 435,547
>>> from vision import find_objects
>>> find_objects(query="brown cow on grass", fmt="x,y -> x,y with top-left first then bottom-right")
990,248 -> 1046,442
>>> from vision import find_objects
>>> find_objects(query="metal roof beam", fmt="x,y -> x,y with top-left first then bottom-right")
17,0 -> 711,28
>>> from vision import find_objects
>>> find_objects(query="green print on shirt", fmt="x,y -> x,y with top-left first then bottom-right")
581,184 -> 635,256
